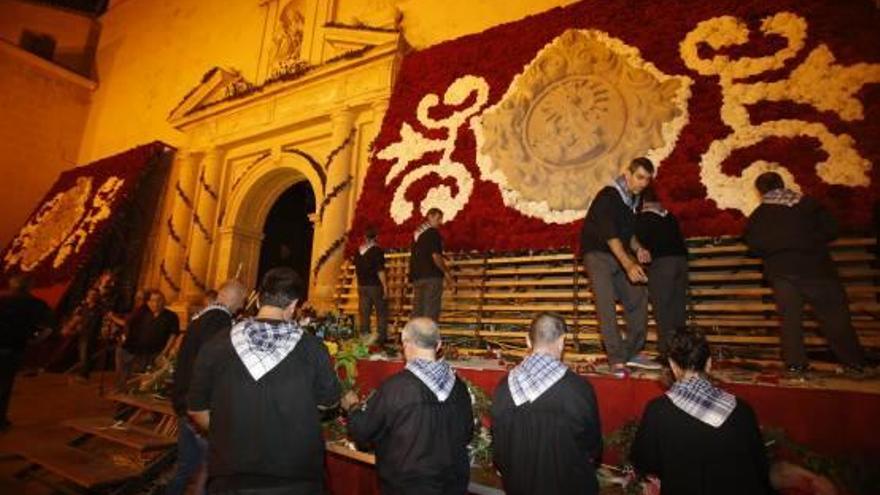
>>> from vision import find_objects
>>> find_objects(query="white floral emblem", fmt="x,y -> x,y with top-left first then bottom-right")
681,12 -> 880,214
475,29 -> 692,224
3,176 -> 127,272
377,75 -> 490,224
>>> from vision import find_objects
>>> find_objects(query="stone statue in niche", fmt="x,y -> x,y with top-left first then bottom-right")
270,1 -> 306,77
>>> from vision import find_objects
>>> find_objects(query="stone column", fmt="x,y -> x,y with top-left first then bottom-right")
159,151 -> 199,300
182,147 -> 224,303
311,106 -> 356,309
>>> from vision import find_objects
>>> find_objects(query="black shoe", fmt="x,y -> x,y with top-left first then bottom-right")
785,364 -> 810,380
841,364 -> 868,378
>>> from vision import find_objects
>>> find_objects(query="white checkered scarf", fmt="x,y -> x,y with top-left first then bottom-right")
666,375 -> 737,428
762,188 -> 802,207
230,318 -> 303,381
641,201 -> 668,217
406,358 -> 456,402
190,304 -> 232,322
358,239 -> 377,256
507,353 -> 568,406
413,222 -> 433,242
612,175 -> 638,212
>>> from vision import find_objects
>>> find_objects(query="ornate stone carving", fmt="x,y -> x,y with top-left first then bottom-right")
476,29 -> 691,223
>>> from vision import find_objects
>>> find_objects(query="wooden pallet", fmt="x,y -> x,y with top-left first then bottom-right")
14,393 -> 178,493
15,442 -> 142,490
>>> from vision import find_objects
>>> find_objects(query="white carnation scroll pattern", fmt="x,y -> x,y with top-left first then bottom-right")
681,12 -> 880,214
475,29 -> 692,224
3,176 -> 127,272
378,75 -> 489,224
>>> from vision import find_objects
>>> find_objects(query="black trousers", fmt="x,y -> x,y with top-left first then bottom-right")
647,256 -> 689,355
412,278 -> 444,322
770,275 -> 866,367
0,348 -> 24,424
358,285 -> 388,342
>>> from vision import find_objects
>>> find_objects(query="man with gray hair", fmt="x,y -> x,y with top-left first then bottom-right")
167,279 -> 246,495
491,313 -> 602,495
342,317 -> 473,494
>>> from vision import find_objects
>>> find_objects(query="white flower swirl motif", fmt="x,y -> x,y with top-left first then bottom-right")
680,12 -> 880,214
378,75 -> 490,224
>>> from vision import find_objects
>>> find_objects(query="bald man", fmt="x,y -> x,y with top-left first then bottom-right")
342,318 -> 474,495
491,313 -> 602,495
167,280 -> 246,495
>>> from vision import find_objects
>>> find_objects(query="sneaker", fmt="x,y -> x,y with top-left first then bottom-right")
610,364 -> 629,379
626,354 -> 663,370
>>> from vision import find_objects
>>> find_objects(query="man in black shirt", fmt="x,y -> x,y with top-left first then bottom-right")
117,291 -> 179,389
0,276 -> 55,431
166,280 -> 246,495
343,317 -> 473,494
491,313 -> 602,495
409,208 -> 453,322
580,157 -> 659,376
744,172 -> 866,374
188,267 -> 340,494
354,227 -> 388,345
636,187 -> 689,357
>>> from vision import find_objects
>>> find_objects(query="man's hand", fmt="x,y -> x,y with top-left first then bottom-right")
636,247 -> 652,264
444,271 -> 455,287
624,261 -> 648,284
341,390 -> 360,411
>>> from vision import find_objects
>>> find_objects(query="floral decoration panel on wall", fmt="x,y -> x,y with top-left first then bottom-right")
1,142 -> 168,285
350,0 -> 880,253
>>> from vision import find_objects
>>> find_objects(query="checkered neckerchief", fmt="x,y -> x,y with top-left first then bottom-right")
612,175 -> 638,212
666,375 -> 737,428
230,318 -> 303,381
406,358 -> 456,402
762,188 -> 802,207
508,353 -> 568,406
190,304 -> 232,322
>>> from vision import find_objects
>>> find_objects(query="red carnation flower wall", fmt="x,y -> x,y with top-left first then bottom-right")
349,0 -> 880,255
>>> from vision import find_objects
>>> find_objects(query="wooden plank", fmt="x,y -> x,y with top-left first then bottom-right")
15,443 -> 141,489
64,417 -> 176,452
107,393 -> 175,417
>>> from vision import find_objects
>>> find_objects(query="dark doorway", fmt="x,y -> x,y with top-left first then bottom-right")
257,181 -> 316,295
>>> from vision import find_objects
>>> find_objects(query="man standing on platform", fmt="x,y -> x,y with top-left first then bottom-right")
744,172 -> 867,375
410,208 -> 454,322
355,226 -> 389,346
491,313 -> 602,495
342,317 -> 473,495
636,186 -> 689,358
581,157 -> 660,377
187,267 -> 340,494
0,276 -> 55,432
166,280 -> 246,495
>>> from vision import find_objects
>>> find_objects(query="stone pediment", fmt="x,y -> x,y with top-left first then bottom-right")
168,67 -> 255,123
319,24 -> 399,63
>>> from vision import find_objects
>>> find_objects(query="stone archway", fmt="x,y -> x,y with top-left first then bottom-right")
213,153 -> 324,293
